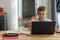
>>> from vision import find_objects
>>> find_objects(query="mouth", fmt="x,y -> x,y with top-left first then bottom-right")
40,17 -> 44,18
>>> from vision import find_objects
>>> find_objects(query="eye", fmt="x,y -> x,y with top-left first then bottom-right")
38,13 -> 45,15
38,13 -> 41,15
42,13 -> 44,15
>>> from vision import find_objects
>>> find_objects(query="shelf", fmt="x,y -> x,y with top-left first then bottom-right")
0,13 -> 7,16
0,13 -> 7,30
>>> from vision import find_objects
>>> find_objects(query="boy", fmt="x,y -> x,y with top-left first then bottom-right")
24,6 -> 52,29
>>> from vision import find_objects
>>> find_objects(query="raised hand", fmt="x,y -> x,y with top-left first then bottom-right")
31,16 -> 36,21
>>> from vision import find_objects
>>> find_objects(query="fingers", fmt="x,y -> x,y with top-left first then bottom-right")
31,16 -> 36,19
24,22 -> 31,28
31,16 -> 36,21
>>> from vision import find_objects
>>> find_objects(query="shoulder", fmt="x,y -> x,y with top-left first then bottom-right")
45,17 -> 52,21
35,18 -> 40,22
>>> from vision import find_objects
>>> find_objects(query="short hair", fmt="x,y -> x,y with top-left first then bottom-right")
37,6 -> 46,13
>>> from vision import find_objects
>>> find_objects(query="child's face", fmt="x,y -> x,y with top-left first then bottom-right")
37,11 -> 46,20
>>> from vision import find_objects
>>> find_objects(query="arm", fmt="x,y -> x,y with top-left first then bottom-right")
24,21 -> 31,28
24,16 -> 36,28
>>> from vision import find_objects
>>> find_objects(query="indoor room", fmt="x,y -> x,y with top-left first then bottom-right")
0,0 -> 60,40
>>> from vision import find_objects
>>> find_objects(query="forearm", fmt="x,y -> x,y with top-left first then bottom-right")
24,18 -> 35,28
24,20 -> 32,28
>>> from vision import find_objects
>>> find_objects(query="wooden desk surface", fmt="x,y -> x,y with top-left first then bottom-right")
0,31 -> 60,40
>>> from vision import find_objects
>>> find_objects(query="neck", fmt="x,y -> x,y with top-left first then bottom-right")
39,18 -> 44,21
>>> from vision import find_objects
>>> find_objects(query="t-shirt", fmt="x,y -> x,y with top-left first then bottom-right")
29,17 -> 52,30
35,17 -> 52,22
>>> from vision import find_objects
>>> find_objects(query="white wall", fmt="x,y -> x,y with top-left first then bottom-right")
47,0 -> 52,19
10,0 -> 18,31
18,0 -> 22,17
0,0 -> 18,31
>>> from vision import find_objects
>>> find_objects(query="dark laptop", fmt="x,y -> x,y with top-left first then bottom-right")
31,21 -> 56,35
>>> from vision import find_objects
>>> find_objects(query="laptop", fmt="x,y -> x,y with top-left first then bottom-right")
31,21 -> 56,35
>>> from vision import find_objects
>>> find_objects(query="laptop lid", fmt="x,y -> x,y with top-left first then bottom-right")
31,21 -> 56,34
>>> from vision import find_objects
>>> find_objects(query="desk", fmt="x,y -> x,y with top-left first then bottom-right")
0,31 -> 60,40
19,33 -> 60,40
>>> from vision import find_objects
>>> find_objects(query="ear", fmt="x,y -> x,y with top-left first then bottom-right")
44,10 -> 47,17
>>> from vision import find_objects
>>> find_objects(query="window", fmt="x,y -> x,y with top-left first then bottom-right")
56,0 -> 60,12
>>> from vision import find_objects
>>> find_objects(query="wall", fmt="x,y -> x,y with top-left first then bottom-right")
47,0 -> 52,19
18,0 -> 22,17
10,0 -> 18,31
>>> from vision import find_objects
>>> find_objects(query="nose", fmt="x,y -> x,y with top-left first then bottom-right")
40,15 -> 44,18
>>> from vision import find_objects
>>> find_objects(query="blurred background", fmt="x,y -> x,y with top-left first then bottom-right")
18,0 -> 51,26
0,0 -> 60,32
18,0 -> 60,31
